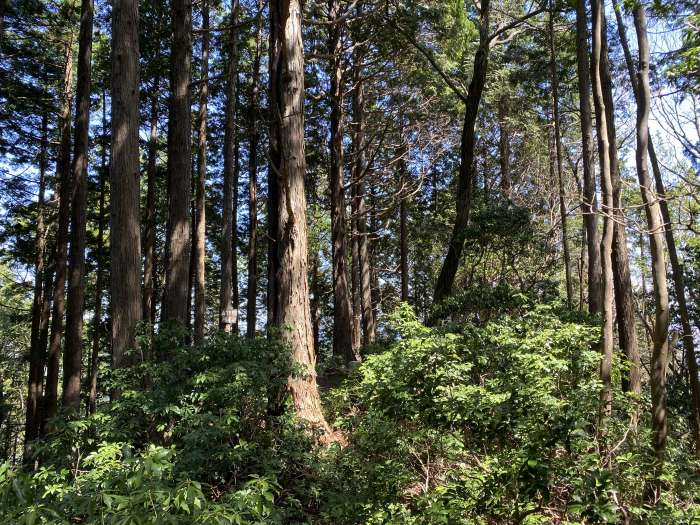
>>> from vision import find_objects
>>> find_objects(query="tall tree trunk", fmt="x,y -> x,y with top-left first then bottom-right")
88,89 -> 108,415
111,0 -> 142,367
549,8 -> 573,309
272,0 -> 331,435
25,111 -> 49,451
632,5 -> 670,493
328,0 -> 355,362
246,0 -> 263,338
614,2 -> 700,456
267,0 -> 281,329
498,95 -> 510,194
351,215 -> 362,346
220,0 -> 240,333
164,0 -> 193,326
194,0 -> 209,344
44,36 -> 75,431
63,0 -> 93,413
187,192 -> 196,332
433,0 -> 489,305
575,0 -> 601,314
143,87 -> 159,330
398,142 -> 409,303
596,8 -> 642,402
351,55 -> 375,346
591,0 -> 615,427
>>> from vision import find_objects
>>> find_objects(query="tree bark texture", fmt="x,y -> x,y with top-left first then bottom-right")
111,0 -> 142,368
164,0 -> 193,326
63,0 -> 93,413
272,0 -> 331,435
433,0 -> 490,305
575,0 -> 601,314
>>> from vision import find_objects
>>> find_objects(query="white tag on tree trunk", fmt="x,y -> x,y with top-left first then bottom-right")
222,308 -> 238,326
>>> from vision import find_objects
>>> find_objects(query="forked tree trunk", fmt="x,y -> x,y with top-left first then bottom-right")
433,0 -> 489,305
328,0 -> 356,362
111,0 -> 142,368
63,0 -> 93,413
597,10 -> 641,401
194,0 -> 209,344
246,0 -> 263,338
164,0 -> 193,326
272,0 -> 331,436
575,0 -> 601,314
591,0 -> 615,428
614,2 -> 700,456
44,36 -> 75,431
220,0 -> 240,333
25,111 -> 49,450
632,6 -> 670,495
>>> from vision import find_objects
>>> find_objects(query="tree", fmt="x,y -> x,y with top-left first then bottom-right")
328,0 -> 356,362
271,0 -> 331,435
63,0 -> 93,413
590,0 -> 615,426
351,49 -> 375,346
193,0 -> 209,344
43,32 -> 75,430
143,87 -> 159,331
110,0 -> 142,367
548,6 -> 573,309
163,0 -> 192,327
432,0 -> 490,305
574,0 -> 601,314
614,0 -> 700,455
632,2 -> 671,495
24,111 -> 49,449
220,0 -> 240,334
597,6 -> 641,402
246,0 -> 263,338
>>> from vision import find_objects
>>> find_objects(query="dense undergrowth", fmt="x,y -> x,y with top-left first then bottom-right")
3,303 -> 700,524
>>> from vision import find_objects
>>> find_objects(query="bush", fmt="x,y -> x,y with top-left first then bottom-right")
320,304 -> 700,524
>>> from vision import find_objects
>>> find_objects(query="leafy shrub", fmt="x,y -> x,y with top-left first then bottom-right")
320,304 -> 700,524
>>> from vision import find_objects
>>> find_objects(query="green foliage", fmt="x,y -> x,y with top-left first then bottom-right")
3,333 -> 309,523
6,307 -> 700,523
320,305 -> 700,523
